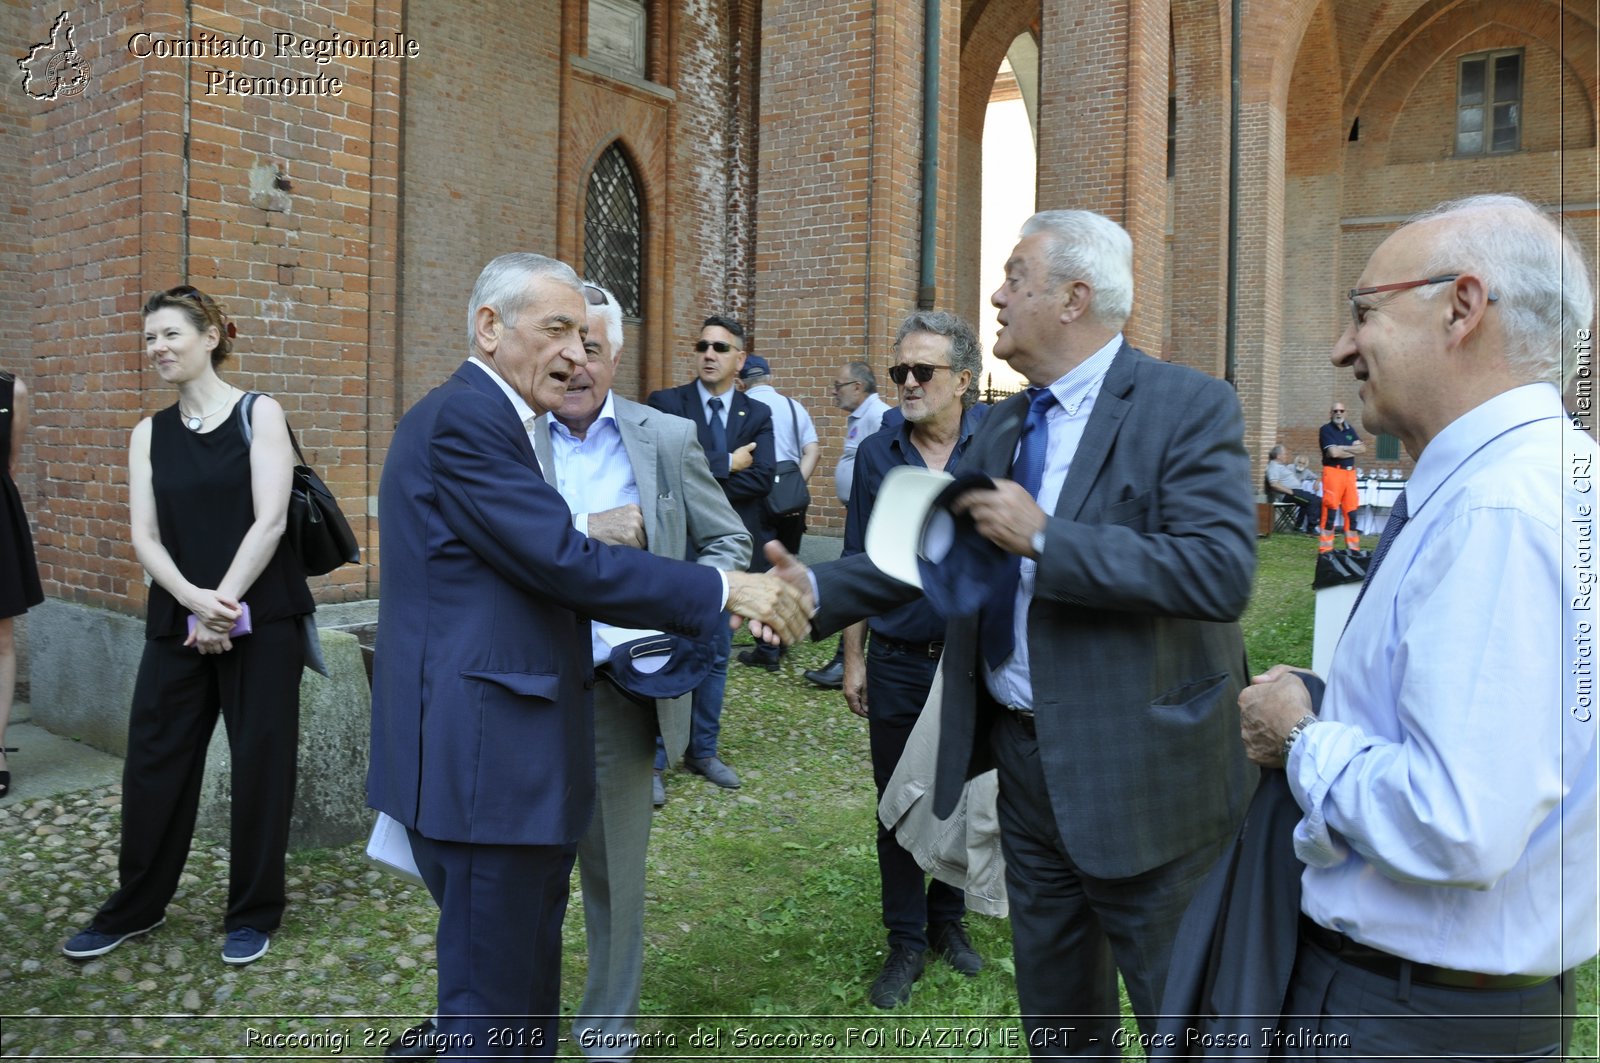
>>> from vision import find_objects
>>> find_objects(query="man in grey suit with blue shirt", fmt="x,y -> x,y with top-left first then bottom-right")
777,211 -> 1258,1055
532,283 -> 751,1061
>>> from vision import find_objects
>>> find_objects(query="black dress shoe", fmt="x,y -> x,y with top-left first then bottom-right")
385,1019 -> 437,1059
736,647 -> 782,672
802,659 -> 844,689
930,920 -> 983,975
869,945 -> 926,1008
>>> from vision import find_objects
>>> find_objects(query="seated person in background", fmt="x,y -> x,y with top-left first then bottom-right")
1266,444 -> 1319,533
1293,454 -> 1319,491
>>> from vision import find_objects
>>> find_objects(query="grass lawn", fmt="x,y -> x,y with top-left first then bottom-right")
1,530 -> 1593,1058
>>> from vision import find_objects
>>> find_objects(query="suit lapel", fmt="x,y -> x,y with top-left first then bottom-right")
455,362 -> 542,474
615,399 -> 659,532
727,390 -> 753,445
1051,343 -> 1136,521
972,393 -> 1028,479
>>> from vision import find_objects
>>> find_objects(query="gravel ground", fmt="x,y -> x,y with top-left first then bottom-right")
0,783 -> 444,1060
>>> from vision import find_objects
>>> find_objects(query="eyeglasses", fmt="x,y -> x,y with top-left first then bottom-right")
831,380 -> 860,392
1347,274 -> 1497,329
583,284 -> 609,307
1331,408 -> 1346,416
888,363 -> 951,386
695,340 -> 734,354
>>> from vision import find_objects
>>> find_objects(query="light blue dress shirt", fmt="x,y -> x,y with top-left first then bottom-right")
542,393 -> 641,666
1291,383 -> 1598,976
985,334 -> 1121,710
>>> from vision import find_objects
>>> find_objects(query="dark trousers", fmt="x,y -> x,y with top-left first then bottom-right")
990,709 -> 1225,1058
867,639 -> 964,950
408,830 -> 577,1060
768,507 -> 806,555
1280,931 -> 1573,1060
95,618 -> 303,935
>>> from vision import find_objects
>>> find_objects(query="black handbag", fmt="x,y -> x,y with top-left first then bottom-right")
240,393 -> 360,576
763,396 -> 812,519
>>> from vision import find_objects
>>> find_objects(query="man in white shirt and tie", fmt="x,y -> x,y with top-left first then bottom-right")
1240,193 -> 1597,1057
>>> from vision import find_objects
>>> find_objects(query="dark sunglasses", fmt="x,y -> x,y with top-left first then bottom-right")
584,284 -> 609,307
888,363 -> 951,386
695,340 -> 734,354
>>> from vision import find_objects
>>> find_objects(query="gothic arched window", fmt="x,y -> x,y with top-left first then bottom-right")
584,144 -> 643,319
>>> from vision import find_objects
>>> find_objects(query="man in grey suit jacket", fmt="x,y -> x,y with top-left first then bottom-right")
533,284 -> 751,1061
785,211 -> 1258,1054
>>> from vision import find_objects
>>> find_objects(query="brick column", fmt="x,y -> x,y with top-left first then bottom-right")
755,0 -> 927,532
1036,0 -> 1169,354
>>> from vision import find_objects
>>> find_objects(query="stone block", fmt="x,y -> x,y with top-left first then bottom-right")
25,599 -> 146,756
197,626 -> 374,851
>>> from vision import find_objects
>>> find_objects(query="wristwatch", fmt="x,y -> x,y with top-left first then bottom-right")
1281,713 -> 1318,762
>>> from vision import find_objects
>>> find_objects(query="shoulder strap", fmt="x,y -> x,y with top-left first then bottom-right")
239,392 -> 260,446
785,395 -> 802,453
238,391 -> 309,465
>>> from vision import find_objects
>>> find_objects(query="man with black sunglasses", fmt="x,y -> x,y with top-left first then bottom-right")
646,317 -> 775,791
840,310 -> 990,1008
782,210 -> 1257,1054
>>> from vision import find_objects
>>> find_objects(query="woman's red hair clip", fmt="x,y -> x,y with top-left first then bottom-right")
225,322 -> 237,339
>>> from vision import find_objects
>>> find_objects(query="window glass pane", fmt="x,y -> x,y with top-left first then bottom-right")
584,144 -> 644,318
1456,106 -> 1483,134
1458,59 -> 1485,105
1376,434 -> 1400,461
1491,104 -> 1519,151
1494,54 -> 1521,101
1456,130 -> 1483,154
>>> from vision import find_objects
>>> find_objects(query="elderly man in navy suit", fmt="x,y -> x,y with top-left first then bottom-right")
367,254 -> 807,1060
770,211 -> 1257,1054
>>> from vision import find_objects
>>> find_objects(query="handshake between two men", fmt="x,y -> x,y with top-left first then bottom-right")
583,503 -> 816,648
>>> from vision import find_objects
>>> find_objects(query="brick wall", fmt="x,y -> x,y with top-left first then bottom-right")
17,0 -> 402,612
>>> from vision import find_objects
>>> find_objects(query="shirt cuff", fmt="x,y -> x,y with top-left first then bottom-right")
717,570 -> 729,612
574,512 -> 589,536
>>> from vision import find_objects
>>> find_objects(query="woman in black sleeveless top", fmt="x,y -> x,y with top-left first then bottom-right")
62,287 -> 313,968
0,369 -> 45,798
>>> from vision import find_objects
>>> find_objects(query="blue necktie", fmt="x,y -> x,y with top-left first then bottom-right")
1345,489 -> 1408,631
707,396 -> 727,459
980,388 -> 1058,671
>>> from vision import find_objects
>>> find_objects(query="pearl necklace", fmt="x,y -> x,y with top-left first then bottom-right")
180,388 -> 233,432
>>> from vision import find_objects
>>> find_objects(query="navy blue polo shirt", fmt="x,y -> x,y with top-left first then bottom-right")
1319,420 -> 1361,469
843,404 -> 988,644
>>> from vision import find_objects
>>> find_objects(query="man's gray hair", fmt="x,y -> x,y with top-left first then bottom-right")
1409,194 -> 1596,389
585,281 -> 625,359
466,253 -> 581,349
844,360 -> 878,394
894,309 -> 983,408
1019,210 -> 1135,328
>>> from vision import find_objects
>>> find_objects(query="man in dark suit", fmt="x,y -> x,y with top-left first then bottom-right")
644,318 -> 774,791
367,255 -> 806,1059
780,210 -> 1258,1055
531,283 -> 751,1059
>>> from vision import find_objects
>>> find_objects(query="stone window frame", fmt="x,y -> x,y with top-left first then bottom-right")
1455,48 -> 1522,157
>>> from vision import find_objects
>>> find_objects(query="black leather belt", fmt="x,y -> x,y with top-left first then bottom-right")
1300,917 -> 1551,991
870,634 -> 944,659
999,704 -> 1036,735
